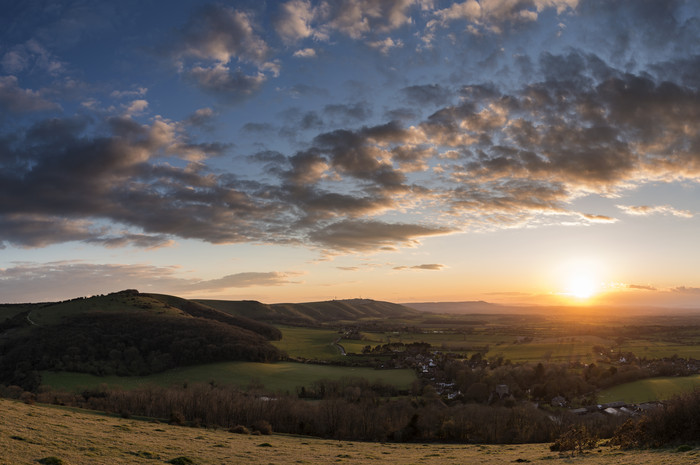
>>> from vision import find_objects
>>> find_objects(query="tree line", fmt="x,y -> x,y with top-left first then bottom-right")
0,312 -> 284,390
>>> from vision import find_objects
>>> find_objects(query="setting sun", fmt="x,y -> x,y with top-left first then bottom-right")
566,275 -> 598,299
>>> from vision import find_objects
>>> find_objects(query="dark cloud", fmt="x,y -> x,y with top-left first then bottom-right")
287,84 -> 329,98
0,75 -> 60,113
186,271 -> 303,291
401,84 -> 453,107
629,284 -> 657,291
242,122 -> 276,134
383,107 -> 420,122
186,65 -> 266,103
0,262 -> 300,303
313,127 -> 407,191
308,220 -> 453,252
165,4 -> 275,103
672,286 -> 700,294
173,4 -> 269,65
323,102 -> 372,123
185,107 -> 217,129
394,263 -> 445,271
0,113 -> 276,248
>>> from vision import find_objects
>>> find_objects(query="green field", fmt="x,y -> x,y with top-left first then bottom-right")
273,326 -> 347,360
341,330 -> 611,364
597,374 -> 700,404
619,341 -> 700,360
41,361 -> 417,393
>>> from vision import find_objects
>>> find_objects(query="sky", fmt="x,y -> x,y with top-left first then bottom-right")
1,0 -> 699,307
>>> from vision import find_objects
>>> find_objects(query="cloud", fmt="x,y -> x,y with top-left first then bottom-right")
394,263 -> 445,270
275,0 -> 317,43
167,4 -> 275,102
0,262 -> 300,303
366,37 -> 404,54
0,75 -> 60,113
0,113 -> 269,249
401,84 -> 453,106
174,5 -> 269,65
581,213 -> 617,223
185,107 -> 217,128
186,271 -> 304,291
628,284 -> 657,291
323,102 -> 373,123
186,64 -> 266,103
308,219 -> 454,252
110,87 -> 148,99
123,99 -> 149,116
293,48 -> 317,58
672,286 -> 700,295
1,39 -> 65,75
617,204 -> 694,218
275,0 -> 419,43
433,0 -> 579,34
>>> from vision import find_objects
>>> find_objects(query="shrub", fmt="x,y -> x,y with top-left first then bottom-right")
167,457 -> 195,465
251,419 -> 272,435
169,411 -> 185,426
550,425 -> 597,454
229,425 -> 250,434
37,458 -> 66,465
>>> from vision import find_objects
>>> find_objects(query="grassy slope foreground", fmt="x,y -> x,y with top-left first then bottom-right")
2,399 -> 697,465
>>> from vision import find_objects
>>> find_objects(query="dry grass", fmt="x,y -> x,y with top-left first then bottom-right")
1,398 -> 697,465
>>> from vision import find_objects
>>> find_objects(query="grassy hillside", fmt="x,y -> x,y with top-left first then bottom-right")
198,298 -> 420,325
2,398 -> 696,465
0,290 -> 284,390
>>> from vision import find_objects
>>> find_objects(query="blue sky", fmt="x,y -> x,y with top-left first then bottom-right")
1,0 -> 700,306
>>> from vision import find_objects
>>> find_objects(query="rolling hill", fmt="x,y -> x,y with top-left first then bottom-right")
0,290 -> 284,391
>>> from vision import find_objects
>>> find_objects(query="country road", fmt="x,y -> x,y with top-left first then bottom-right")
26,312 -> 38,326
333,337 -> 346,356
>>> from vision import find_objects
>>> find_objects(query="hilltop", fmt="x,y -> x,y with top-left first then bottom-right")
197,297 -> 420,325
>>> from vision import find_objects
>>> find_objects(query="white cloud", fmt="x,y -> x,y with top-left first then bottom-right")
617,204 -> 694,218
275,0 -> 317,43
293,48 -> 317,58
367,37 -> 404,54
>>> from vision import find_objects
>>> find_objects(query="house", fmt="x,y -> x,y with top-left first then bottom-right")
495,384 -> 509,399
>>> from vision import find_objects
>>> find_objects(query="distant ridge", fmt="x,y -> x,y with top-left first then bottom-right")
404,301 -> 507,314
196,298 -> 419,324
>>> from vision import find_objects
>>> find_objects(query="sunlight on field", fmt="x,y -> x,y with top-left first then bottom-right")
598,374 -> 700,404
41,362 -> 417,393
272,326 -> 346,360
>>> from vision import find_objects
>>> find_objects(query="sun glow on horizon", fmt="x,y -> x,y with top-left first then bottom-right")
553,257 -> 607,303
566,274 -> 598,299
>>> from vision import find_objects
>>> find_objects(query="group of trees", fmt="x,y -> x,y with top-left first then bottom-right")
15,381 -> 623,444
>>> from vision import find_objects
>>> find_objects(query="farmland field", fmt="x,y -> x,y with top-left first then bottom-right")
40,361 -> 417,393
2,398 -> 697,465
597,374 -> 700,404
272,326 -> 347,360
